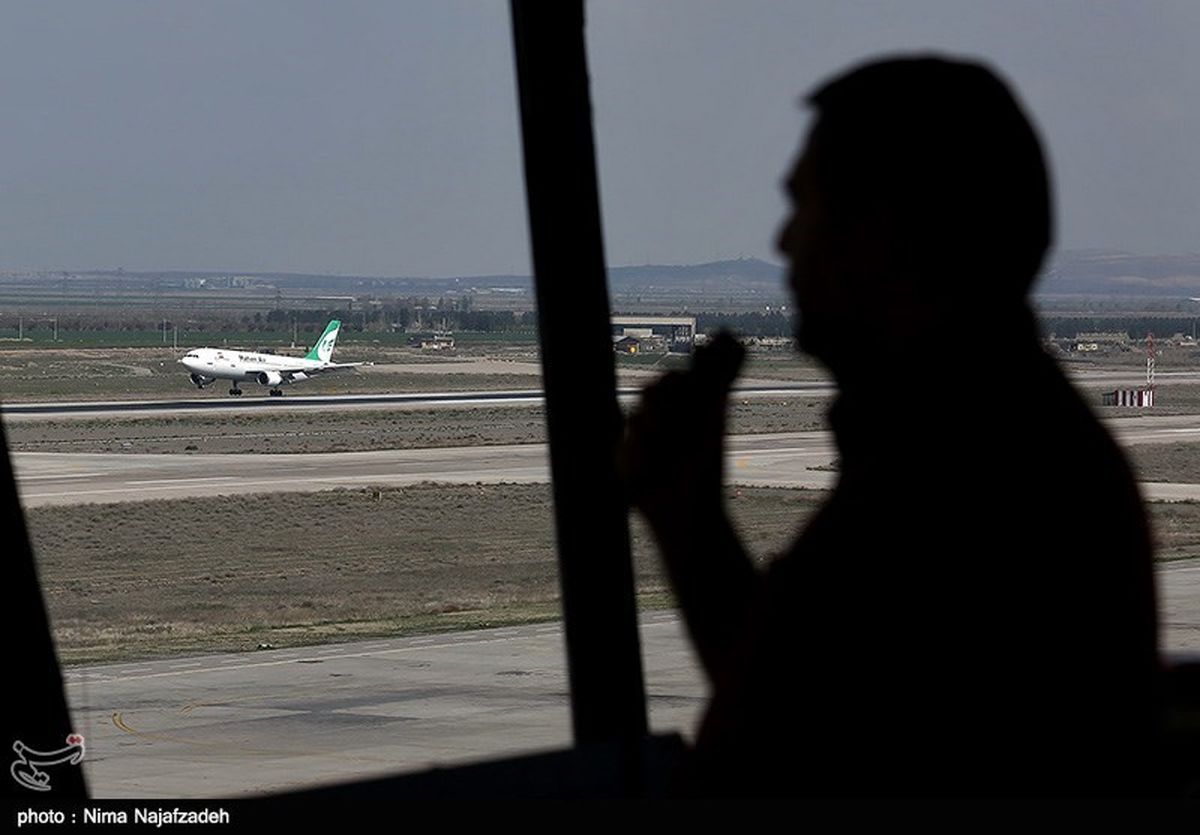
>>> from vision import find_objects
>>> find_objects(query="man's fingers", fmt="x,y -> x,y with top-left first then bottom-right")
620,336 -> 745,512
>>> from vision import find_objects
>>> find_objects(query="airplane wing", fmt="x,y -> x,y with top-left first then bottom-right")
312,362 -> 371,373
275,361 -> 372,377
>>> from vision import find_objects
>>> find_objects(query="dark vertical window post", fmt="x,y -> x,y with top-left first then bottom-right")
510,1 -> 649,748
0,420 -> 88,798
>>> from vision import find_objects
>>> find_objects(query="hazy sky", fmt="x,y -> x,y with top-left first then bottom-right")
1,2 -> 1197,276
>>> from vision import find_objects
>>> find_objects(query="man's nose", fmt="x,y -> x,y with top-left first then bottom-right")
775,218 -> 793,257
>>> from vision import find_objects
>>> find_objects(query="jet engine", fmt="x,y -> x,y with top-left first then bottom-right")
257,371 -> 284,387
190,373 -> 214,389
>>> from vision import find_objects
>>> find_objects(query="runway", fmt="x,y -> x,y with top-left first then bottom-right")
63,612 -> 703,798
1,390 -> 555,418
4,361 -> 1185,421
60,558 -> 1200,798
13,416 -> 1200,507
0,383 -> 832,420
17,402 -> 1200,798
11,433 -> 836,506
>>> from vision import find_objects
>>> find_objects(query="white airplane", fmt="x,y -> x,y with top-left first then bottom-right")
179,319 -> 367,396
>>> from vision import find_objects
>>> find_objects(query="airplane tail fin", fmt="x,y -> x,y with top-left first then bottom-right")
305,320 -> 341,363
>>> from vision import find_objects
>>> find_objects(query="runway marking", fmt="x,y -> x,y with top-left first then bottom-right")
126,476 -> 238,486
82,636 -> 522,682
1119,431 -> 1200,443
1,385 -> 828,419
640,618 -> 678,629
729,447 -> 832,456
67,616 -> 685,686
109,711 -> 400,764
23,471 -> 552,500
20,471 -> 108,481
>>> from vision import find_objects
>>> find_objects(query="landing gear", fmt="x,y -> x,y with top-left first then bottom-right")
269,389 -> 284,397
228,386 -> 243,396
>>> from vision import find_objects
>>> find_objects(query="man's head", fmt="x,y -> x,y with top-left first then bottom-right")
778,55 -> 1052,371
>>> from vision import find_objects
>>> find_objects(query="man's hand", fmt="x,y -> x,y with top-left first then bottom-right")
621,332 -> 756,682
622,331 -> 745,532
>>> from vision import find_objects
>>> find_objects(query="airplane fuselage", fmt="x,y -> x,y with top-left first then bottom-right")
179,348 -> 322,384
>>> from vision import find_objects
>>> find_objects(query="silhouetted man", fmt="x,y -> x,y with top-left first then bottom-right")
625,55 -> 1160,796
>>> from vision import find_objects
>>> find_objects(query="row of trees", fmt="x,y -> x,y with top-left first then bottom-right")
693,313 -> 1200,342
1038,316 -> 1196,340
18,309 -> 1191,343
258,305 -> 538,333
696,311 -> 794,338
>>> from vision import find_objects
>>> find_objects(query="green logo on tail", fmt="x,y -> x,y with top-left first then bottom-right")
305,320 -> 341,362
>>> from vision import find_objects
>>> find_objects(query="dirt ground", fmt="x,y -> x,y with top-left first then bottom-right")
28,484 -> 821,664
27,481 -> 1200,665
1127,443 -> 1200,485
3,398 -> 829,454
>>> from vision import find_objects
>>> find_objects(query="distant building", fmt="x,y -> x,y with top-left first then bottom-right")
1073,331 -> 1130,353
408,331 -> 455,350
613,336 -> 641,354
610,315 -> 696,354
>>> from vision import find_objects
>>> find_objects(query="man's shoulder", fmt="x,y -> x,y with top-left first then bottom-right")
965,350 -> 1118,447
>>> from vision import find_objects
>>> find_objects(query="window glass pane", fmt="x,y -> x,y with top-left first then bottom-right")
589,1 -> 1200,742
1,1 -> 573,796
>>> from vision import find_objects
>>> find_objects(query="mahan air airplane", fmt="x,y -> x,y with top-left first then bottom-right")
179,319 -> 367,396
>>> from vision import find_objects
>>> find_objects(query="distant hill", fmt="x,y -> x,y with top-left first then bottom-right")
1038,251 -> 1200,298
608,257 -> 783,292
35,258 -> 787,297
431,256 -> 785,295
16,252 -> 1200,302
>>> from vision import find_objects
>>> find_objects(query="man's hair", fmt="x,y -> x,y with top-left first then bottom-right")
807,55 -> 1052,299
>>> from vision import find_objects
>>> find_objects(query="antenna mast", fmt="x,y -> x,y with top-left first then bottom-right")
1142,332 -> 1157,407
